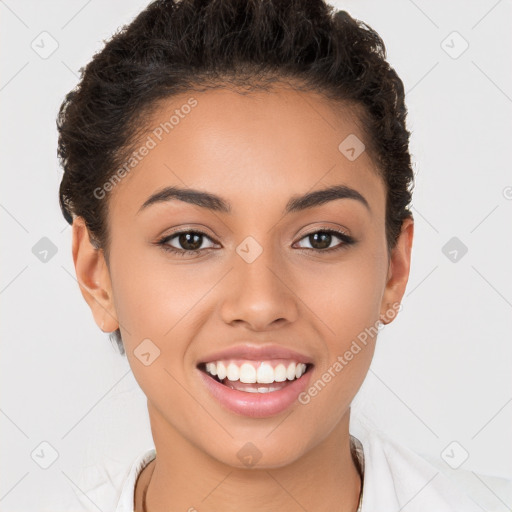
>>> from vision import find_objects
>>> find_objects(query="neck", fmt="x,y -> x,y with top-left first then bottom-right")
136,403 -> 361,512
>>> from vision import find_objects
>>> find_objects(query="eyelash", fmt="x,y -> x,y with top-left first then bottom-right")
156,228 -> 356,257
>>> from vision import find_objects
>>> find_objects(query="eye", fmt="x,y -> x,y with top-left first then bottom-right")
294,228 -> 355,253
157,230 -> 218,256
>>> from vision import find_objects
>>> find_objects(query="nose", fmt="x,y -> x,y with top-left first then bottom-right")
219,243 -> 299,331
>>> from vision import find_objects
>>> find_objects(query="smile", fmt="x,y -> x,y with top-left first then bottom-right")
197,359 -> 314,418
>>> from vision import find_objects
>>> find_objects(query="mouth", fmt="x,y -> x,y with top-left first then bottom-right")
197,359 -> 314,393
196,358 -> 314,418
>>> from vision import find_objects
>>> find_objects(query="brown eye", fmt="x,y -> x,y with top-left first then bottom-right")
307,232 -> 333,250
157,230 -> 218,255
295,229 -> 354,252
176,232 -> 203,251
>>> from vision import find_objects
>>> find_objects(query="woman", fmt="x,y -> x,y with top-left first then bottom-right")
57,0 -> 481,510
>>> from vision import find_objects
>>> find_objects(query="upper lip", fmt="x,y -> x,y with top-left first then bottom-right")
197,344 -> 314,365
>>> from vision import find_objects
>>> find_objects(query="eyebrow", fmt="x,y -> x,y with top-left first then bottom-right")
137,184 -> 370,215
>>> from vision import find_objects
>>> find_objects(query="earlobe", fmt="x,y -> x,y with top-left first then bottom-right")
71,217 -> 119,333
379,217 -> 414,325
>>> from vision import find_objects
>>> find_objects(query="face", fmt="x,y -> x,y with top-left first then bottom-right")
73,85 -> 413,468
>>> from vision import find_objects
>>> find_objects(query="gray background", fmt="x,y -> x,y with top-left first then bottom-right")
0,0 -> 511,510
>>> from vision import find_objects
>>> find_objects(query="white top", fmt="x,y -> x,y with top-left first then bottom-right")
113,429 -> 482,512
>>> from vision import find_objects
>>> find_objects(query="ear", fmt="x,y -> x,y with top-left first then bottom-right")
379,216 -> 414,324
71,217 -> 119,333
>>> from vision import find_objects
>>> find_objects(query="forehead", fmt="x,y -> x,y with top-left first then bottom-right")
108,86 -> 385,221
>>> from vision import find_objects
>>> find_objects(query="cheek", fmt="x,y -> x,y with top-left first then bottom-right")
297,257 -> 382,422
302,252 -> 386,341
296,248 -> 385,409
108,244 -> 183,343
109,251 -> 205,399
109,246 -> 218,355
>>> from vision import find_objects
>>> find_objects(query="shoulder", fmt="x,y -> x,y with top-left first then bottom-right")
58,447 -> 157,512
115,448 -> 156,512
353,427 -> 482,512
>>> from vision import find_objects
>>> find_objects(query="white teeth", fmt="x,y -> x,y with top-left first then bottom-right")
205,362 -> 217,376
256,362 -> 275,384
274,364 -> 287,382
226,363 -> 239,381
203,360 -> 307,384
286,362 -> 297,380
239,363 -> 257,383
226,383 -> 283,393
216,361 -> 227,380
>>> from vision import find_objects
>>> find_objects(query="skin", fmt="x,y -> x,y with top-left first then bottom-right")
72,85 -> 413,512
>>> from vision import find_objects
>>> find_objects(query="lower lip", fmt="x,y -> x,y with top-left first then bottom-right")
197,367 -> 313,418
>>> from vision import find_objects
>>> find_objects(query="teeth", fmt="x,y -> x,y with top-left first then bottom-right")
286,362 -> 297,380
239,363 -> 256,383
205,362 -> 217,376
274,364 -> 287,382
225,383 -> 284,393
257,362 -> 274,383
226,363 -> 239,381
204,360 -> 307,384
216,361 -> 227,380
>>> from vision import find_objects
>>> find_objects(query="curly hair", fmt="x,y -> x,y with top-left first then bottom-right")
57,0 -> 415,356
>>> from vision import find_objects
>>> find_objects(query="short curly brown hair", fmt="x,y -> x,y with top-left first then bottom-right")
57,0 -> 415,356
